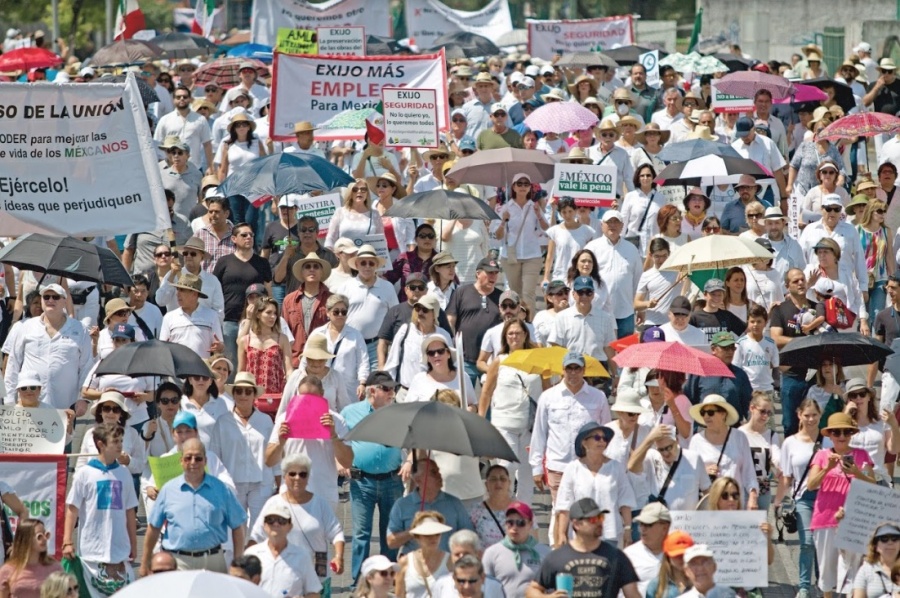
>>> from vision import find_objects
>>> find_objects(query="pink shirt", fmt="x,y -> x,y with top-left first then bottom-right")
810,448 -> 873,530
0,562 -> 62,598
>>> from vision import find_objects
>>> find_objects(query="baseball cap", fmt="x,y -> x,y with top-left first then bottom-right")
642,326 -> 666,343
562,351 -> 585,368
703,278 -> 725,293
333,238 -> 359,255
855,42 -> 872,53
173,411 -> 197,429
110,323 -> 136,340
569,497 -> 609,519
546,280 -> 569,293
669,296 -> 691,315
450,108 -> 467,120
601,209 -> 624,223
821,193 -> 843,207
39,283 -> 67,299
458,136 -> 476,152
245,283 -> 268,297
405,272 -> 428,285
684,544 -> 715,564
710,331 -> 737,347
518,76 -> 536,89
634,502 -> 672,525
508,71 -> 524,85
735,116 -> 755,136
204,186 -> 221,200
663,531 -> 695,557
490,102 -> 507,115
360,555 -> 399,578
540,65 -> 555,76
261,502 -> 292,520
813,278 -> 835,296
499,289 -> 520,304
366,371 -> 399,388
572,276 -> 594,291
525,65 -> 540,77
476,257 -> 501,273
506,501 -> 534,521
755,237 -> 773,252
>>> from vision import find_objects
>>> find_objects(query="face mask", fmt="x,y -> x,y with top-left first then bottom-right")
616,103 -> 630,116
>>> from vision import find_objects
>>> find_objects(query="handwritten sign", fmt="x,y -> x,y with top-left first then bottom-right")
383,87 -> 439,149
285,393 -> 331,439
0,405 -> 66,454
836,479 -> 900,554
710,79 -> 754,114
660,184 -> 686,206
316,26 -> 366,56
294,192 -> 342,239
671,510 -> 767,587
552,163 -> 618,207
147,453 -> 184,489
276,28 -> 317,54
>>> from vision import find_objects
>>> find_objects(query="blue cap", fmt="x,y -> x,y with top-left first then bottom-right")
573,276 -> 594,291
735,116 -> 754,136
110,323 -> 135,340
642,326 -> 666,343
173,411 -> 196,429
562,351 -> 585,368
458,136 -> 476,152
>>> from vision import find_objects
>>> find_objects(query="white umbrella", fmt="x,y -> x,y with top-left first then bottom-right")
661,235 -> 774,274
113,571 -> 270,598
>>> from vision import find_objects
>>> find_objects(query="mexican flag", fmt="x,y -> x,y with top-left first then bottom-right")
113,0 -> 145,41
365,102 -> 385,145
192,0 -> 218,39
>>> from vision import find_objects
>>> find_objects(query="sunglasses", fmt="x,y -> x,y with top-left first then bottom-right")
514,180 -> 531,187
331,309 -> 348,316
847,390 -> 869,399
407,284 -> 427,291
264,516 -> 289,525
285,470 -> 309,478
414,305 -> 432,313
234,121 -> 251,128
505,518 -> 528,528
158,78 -> 171,83
455,578 -> 480,585
182,455 -> 205,463
700,408 -> 723,417
878,534 -> 900,542
589,433 -> 608,442
19,386 -> 40,391
167,149 -> 186,156
823,206 -> 842,213
429,154 -> 449,160
101,405 -> 122,414
575,289 -> 594,296
357,260 -> 377,267
376,181 -> 395,188
746,213 -> 763,219
417,233 -> 436,240
67,586 -> 79,594
819,170 -> 837,175
157,396 -> 180,406
352,186 -> 368,193
174,94 -> 190,99
500,302 -> 518,310
112,309 -> 130,318
299,227 -> 318,233
156,251 -> 172,257
237,232 -> 254,238
876,209 -> 886,215
452,117 -> 467,123
830,429 -> 855,437
35,531 -> 51,540
376,570 -> 395,578
492,112 -> 507,118
303,263 -> 322,270
564,364 -> 584,371
704,226 -> 721,233
183,251 -> 201,257
426,347 -> 448,357
233,387 -> 256,396
377,385 -> 396,393
600,132 -> 617,138
721,491 -> 740,500
190,375 -> 210,381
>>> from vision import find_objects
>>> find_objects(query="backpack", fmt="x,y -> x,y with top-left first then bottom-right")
823,296 -> 856,329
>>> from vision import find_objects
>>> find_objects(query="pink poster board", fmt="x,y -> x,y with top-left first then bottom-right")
284,393 -> 330,439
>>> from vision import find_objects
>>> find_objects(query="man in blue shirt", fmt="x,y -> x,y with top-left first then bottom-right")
341,370 -> 404,583
140,437 -> 246,575
684,331 -> 753,422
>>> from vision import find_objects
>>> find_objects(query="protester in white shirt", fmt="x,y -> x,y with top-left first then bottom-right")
732,306 -> 780,392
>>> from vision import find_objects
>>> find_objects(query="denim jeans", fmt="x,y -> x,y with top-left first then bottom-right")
781,374 -> 810,437
616,314 -> 636,339
365,340 -> 378,372
349,473 -> 403,583
271,283 -> 286,305
867,281 -> 887,321
463,360 -> 480,389
223,320 -> 240,384
795,491 -> 818,591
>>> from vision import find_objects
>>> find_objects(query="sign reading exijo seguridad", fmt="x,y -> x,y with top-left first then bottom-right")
382,87 -> 439,148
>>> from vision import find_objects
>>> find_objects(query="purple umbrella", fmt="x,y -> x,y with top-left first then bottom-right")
524,101 -> 599,134
715,71 -> 796,100
774,83 -> 827,104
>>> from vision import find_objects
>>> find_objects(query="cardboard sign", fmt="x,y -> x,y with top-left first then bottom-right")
552,163 -> 617,207
383,87 -> 440,149
527,15 -> 634,57
0,405 -> 67,454
0,455 -> 67,558
251,0 -> 390,47
147,452 -> 184,489
671,510 -> 768,587
276,28 -> 317,54
406,0 -> 513,49
285,393 -> 331,439
836,478 -> 900,554
294,192 -> 342,238
710,79 -> 754,114
640,50 -> 660,87
316,26 -> 365,56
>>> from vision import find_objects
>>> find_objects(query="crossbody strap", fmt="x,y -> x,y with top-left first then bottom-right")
716,427 -> 732,470
657,449 -> 683,501
636,190 -> 656,232
483,501 -> 505,535
792,438 -> 822,499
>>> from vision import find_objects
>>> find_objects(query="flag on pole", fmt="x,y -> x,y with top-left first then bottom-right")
114,0 -> 146,41
365,102 -> 385,145
688,8 -> 703,53
192,0 -> 218,38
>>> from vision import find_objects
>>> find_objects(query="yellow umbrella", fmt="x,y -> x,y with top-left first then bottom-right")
503,347 -> 610,379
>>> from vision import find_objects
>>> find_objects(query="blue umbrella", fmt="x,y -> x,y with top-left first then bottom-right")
217,153 -> 355,198
656,139 -> 742,162
226,43 -> 273,63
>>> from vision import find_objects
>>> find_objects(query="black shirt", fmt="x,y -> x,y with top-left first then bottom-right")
689,308 -> 746,343
377,302 -> 452,341
769,297 -> 813,378
212,253 -> 272,321
872,79 -> 900,115
537,541 -> 638,598
873,305 -> 900,347
446,283 -> 502,360
262,220 -> 300,271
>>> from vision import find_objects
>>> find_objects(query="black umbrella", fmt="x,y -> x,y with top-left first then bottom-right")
365,34 -> 397,56
656,139 -> 742,162
0,234 -> 133,287
100,74 -> 159,105
706,52 -> 753,73
604,44 -> 669,66
780,332 -> 892,369
802,77 -> 856,114
94,339 -> 213,378
429,32 -> 500,58
344,401 -> 517,461
151,32 -> 219,58
883,339 -> 900,381
383,190 -> 499,221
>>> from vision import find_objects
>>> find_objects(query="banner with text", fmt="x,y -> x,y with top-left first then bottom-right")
271,51 -> 448,141
527,15 -> 634,57
551,163 -> 618,208
316,26 -> 366,55
295,192 -> 343,238
0,405 -> 67,454
383,87 -> 439,148
251,0 -> 391,47
711,79 -> 754,113
836,479 -> 900,554
406,0 -> 513,49
0,75 -> 169,237
0,455 -> 66,558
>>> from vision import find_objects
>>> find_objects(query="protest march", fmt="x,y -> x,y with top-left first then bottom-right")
0,1 -> 900,598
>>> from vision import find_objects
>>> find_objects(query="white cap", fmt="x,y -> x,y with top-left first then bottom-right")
855,42 -> 872,53
540,65 -> 555,75
333,238 -> 359,254
204,186 -> 221,200
508,71 -> 524,85
525,65 -> 540,77
519,76 -> 536,89
6,29 -> 20,38
79,66 -> 95,77
360,555 -> 399,578
814,278 -> 835,296
602,209 -> 624,223
278,194 -> 300,208
684,544 -> 715,564
821,193 -> 843,207
39,283 -> 67,299
16,373 -> 42,389
490,102 -> 507,114
261,502 -> 292,520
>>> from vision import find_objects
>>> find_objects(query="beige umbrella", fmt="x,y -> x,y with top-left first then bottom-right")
660,235 -> 773,274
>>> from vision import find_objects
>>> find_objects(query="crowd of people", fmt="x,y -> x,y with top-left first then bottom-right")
1,23 -> 900,598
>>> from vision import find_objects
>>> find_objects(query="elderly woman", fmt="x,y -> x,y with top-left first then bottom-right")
555,422 -> 637,548
385,223 -> 439,301
324,179 -> 385,249
799,160 -> 850,226
688,394 -> 760,508
251,453 -> 345,594
853,523 -> 900,598
843,378 -> 900,486
385,295 -> 451,399
809,413 -> 877,598
401,334 -> 475,408
310,294 -> 368,402
181,367 -> 228,447
739,200 -> 767,241
279,335 -> 350,414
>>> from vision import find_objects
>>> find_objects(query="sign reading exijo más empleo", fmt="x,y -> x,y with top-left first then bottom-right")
552,163 -> 618,207
382,88 -> 439,148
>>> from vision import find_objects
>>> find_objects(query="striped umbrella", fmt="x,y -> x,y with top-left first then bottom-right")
193,56 -> 268,88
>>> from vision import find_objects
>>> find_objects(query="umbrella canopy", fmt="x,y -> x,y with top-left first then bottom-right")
661,236 -> 774,274
0,47 -> 63,71
446,148 -> 557,186
194,56 -> 268,89
779,332 -> 892,369
802,77 -> 855,114
151,32 -> 219,58
714,71 -> 796,100
655,154 -> 770,186
217,152 -> 355,198
114,570 -> 270,598
90,39 -> 163,67
705,52 -> 753,73
384,190 -> 499,221
344,401 -> 518,461
365,34 -> 399,56
100,73 -> 159,105
656,139 -> 742,162
94,339 -> 213,378
612,341 -> 735,377
0,234 -> 132,287
774,83 -> 827,105
555,52 -> 618,69
659,52 -> 726,75
816,112 -> 900,141
316,106 -> 376,140
503,347 -> 610,379
603,45 -> 669,66
429,32 -> 500,58
524,101 -> 599,134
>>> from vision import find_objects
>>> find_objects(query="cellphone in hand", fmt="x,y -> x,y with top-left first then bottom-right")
841,455 -> 854,468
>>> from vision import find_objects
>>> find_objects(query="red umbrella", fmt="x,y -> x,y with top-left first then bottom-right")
194,56 -> 268,89
612,341 -> 735,377
815,112 -> 900,141
714,71 -> 796,100
0,47 -> 63,71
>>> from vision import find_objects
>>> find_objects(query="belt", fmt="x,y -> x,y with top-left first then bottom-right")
364,337 -> 378,344
352,467 -> 399,480
168,546 -> 222,557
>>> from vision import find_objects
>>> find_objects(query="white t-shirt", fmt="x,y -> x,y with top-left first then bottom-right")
605,420 -> 652,465
640,447 -> 711,511
545,224 -> 596,281
740,426 -> 782,496
637,268 -> 683,325
65,461 -> 138,563
244,542 -> 322,597
401,371 -> 478,407
732,334 -> 779,391
480,321 -> 537,361
658,322 -> 709,351
779,435 -> 818,497
624,541 -> 663,597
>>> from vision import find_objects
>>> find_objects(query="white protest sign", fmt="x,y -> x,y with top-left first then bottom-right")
383,87 -> 439,149
271,52 -> 449,142
316,26 -> 366,56
671,510 -> 768,587
552,163 -> 617,208
0,405 -> 67,454
294,192 -> 343,238
660,184 -> 687,206
787,191 -> 802,238
527,15 -> 634,57
640,50 -> 660,87
250,0 -> 390,47
710,79 -> 754,114
836,478 -> 900,554
0,455 -> 67,558
361,233 -> 390,272
406,0 -> 513,49
0,75 -> 169,237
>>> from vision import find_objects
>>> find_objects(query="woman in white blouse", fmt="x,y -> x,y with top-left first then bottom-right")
843,379 -> 900,486
324,179 -> 385,249
621,165 -> 662,256
384,295 -> 452,397
215,113 -> 266,180
310,294 -> 369,403
426,252 -> 459,310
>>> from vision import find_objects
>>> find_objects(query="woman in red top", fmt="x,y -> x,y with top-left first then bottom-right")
238,296 -> 293,394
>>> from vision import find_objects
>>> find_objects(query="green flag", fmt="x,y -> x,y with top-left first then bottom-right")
688,8 -> 703,53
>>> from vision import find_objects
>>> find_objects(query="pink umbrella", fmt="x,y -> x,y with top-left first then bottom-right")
0,47 -> 63,71
524,101 -> 599,134
774,84 -> 827,104
815,112 -> 900,141
612,341 -> 735,377
715,71 -> 796,100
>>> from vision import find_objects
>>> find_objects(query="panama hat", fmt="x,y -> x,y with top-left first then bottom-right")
348,244 -> 386,269
611,389 -> 648,414
90,391 -> 131,419
103,298 -> 134,324
687,125 -> 717,141
228,112 -> 256,134
560,147 -> 592,163
568,74 -> 598,96
822,412 -> 859,435
689,394 -> 739,426
301,335 -> 335,360
291,252 -> 333,282
366,172 -> 406,199
172,272 -> 208,299
636,122 -> 670,144
225,371 -> 265,396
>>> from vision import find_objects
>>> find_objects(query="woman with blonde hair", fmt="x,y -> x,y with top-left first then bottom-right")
0,519 -> 61,598
237,296 -> 293,394
853,523 -> 900,598
739,391 -> 782,511
324,178 -> 385,249
37,572 -> 77,598
645,531 -> 695,598
856,199 -> 894,318
395,511 -> 452,598
354,555 -> 399,598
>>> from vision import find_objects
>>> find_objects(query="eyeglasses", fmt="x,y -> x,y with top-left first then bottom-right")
721,491 -> 740,500
233,387 -> 256,396
876,209 -> 886,215
847,390 -> 869,399
700,408 -> 723,417
500,302 -> 518,310
575,289 -> 594,296
156,251 -> 172,257
182,455 -> 205,463
514,180 -> 531,187
189,375 -> 210,381
830,429 -> 855,437
303,263 -> 322,270
454,578 -> 481,585
704,226 -> 721,233
234,122 -> 251,128
112,309 -> 130,318
101,405 -> 123,414
492,112 -> 507,118
67,586 -> 79,595
330,309 -> 348,316
755,408 -> 774,416
357,260 -> 377,268
376,570 -> 395,578
746,213 -> 763,219
505,518 -> 528,528
823,206 -> 842,213
167,149 -> 186,156
264,516 -> 289,525
413,305 -> 432,314
183,251 -> 201,257
285,470 -> 309,478
158,396 -> 180,405
819,170 -> 838,175
600,132 -> 617,138
657,444 -> 676,454
426,347 -> 448,357
377,385 -> 396,393
19,386 -> 40,391
174,94 -> 190,99
352,186 -> 368,193
237,232 -> 254,238
417,233 -> 436,240
564,364 -> 584,371
407,284 -> 427,292
299,227 -> 318,233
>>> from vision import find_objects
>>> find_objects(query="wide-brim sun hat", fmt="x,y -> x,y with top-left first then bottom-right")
90,391 -> 131,420
822,412 -> 859,435
291,252 -> 333,283
348,244 -> 386,269
420,333 -> 456,365
689,394 -> 739,427
225,371 -> 265,396
302,334 -> 336,360
410,517 -> 452,536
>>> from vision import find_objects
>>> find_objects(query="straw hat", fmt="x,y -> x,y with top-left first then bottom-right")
348,244 -> 386,269
689,394 -> 739,427
846,194 -> 869,212
90,391 -> 131,419
429,251 -> 458,274
177,236 -> 208,256
422,143 -> 451,160
687,125 -> 717,141
636,122 -> 670,144
302,335 -> 335,360
228,112 -> 256,134
806,51 -> 823,63
366,172 -> 406,199
822,412 -> 859,435
291,252 -> 332,284
410,517 -> 452,536
611,389 -> 648,414
103,298 -> 134,324
560,147 -> 592,163
802,43 -> 823,57
293,121 -> 317,133
172,272 -> 208,299
541,88 -> 567,103
582,96 -> 603,109
596,119 -> 620,139
192,98 -> 217,113
611,87 -> 635,104
420,333 -> 456,365
617,115 -> 642,132
225,371 -> 265,396
568,74 -> 598,96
